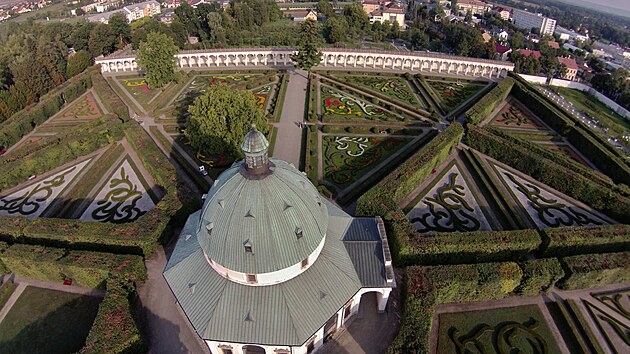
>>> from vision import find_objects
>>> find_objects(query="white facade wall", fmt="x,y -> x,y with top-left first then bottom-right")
205,236 -> 326,286
513,9 -> 556,35
95,49 -> 514,79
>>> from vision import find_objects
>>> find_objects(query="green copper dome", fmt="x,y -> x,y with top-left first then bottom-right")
197,158 -> 329,275
241,124 -> 269,154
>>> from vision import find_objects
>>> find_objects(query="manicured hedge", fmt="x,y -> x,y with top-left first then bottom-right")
81,278 -> 146,354
357,123 -> 463,211
405,229 -> 541,265
0,241 -> 8,275
466,126 -> 630,221
543,225 -> 630,257
389,262 -> 522,353
567,126 -> 630,186
0,244 -> 145,288
510,82 -> 574,135
0,117 -> 124,190
91,73 -> 130,122
516,258 -> 565,296
0,72 -> 93,148
465,77 -> 514,125
559,251 -> 630,290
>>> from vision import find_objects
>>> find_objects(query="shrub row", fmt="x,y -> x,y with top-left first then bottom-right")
80,278 -> 146,353
0,116 -> 124,190
464,77 -> 514,125
516,258 -> 565,296
415,74 -> 447,115
305,125 -> 318,184
0,73 -> 93,148
337,130 -> 438,205
0,242 -> 146,353
544,225 -> 630,257
307,75 -> 319,122
559,251 -> 630,290
91,73 -> 130,122
357,123 -> 463,211
466,126 -> 630,221
483,126 -> 617,190
271,72 -> 290,122
0,121 -> 198,257
404,229 -> 541,265
567,126 -> 630,186
0,243 -> 145,288
389,262 -> 522,353
510,82 -> 574,135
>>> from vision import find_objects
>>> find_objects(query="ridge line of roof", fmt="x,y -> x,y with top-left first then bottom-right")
278,281 -> 302,344
318,240 -> 362,284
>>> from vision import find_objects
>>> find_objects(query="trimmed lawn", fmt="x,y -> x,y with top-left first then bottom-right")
323,135 -> 411,188
0,286 -> 102,354
437,305 -> 562,354
0,281 -> 17,311
427,79 -> 486,112
556,87 -> 630,138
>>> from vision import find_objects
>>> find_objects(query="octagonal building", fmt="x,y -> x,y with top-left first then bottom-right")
164,126 -> 395,354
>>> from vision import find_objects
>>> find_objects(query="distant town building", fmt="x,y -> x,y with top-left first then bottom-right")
0,10 -> 10,21
554,26 -> 588,42
493,29 -> 509,42
369,2 -> 405,29
362,0 -> 380,15
512,9 -> 556,36
517,49 -> 542,60
292,9 -> 317,21
87,0 -> 160,23
454,0 -> 491,16
482,31 -> 492,43
557,57 -> 578,81
495,43 -> 512,61
159,8 -> 174,23
493,6 -> 511,20
547,41 -> 560,49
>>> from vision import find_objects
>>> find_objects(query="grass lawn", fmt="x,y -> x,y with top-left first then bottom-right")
426,79 -> 486,113
556,87 -> 630,138
116,77 -> 163,110
437,304 -> 562,353
0,286 -> 102,354
323,135 -> 411,189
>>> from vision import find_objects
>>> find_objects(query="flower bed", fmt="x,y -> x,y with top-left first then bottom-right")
321,86 -> 391,121
426,79 -> 486,112
323,135 -> 411,188
340,75 -> 425,109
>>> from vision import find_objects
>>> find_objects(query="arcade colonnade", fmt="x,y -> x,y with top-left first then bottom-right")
96,48 -> 514,78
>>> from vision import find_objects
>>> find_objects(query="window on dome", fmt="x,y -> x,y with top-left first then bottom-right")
295,227 -> 303,240
301,258 -> 309,269
244,239 -> 253,253
247,274 -> 257,283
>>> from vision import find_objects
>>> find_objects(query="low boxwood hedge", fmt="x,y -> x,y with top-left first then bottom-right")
465,77 -> 514,125
91,72 -> 130,122
0,70 -> 94,148
389,262 -> 522,353
559,251 -> 630,290
543,225 -> 630,257
466,126 -> 630,221
80,278 -> 146,354
405,229 -> 541,265
516,258 -> 565,296
0,116 -> 124,190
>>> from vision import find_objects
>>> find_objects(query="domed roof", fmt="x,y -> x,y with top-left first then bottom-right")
241,125 -> 269,154
196,158 -> 328,274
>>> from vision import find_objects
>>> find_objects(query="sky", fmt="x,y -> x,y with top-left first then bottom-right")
572,0 -> 630,12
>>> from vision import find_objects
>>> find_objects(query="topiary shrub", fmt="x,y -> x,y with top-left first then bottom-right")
322,125 -> 331,133
517,258 -> 565,296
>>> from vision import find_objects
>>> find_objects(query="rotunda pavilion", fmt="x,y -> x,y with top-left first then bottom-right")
164,126 -> 395,354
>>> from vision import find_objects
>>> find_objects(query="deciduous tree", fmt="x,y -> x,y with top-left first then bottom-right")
136,32 -> 179,89
185,84 -> 269,158
66,50 -> 92,78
